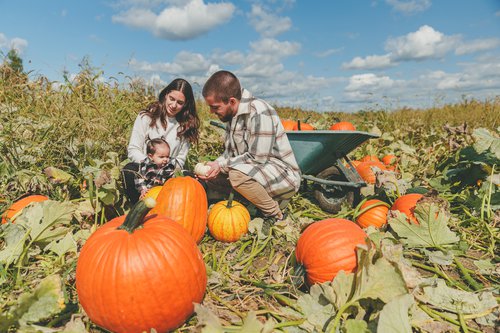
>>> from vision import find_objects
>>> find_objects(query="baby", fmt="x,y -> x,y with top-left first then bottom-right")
135,138 -> 175,199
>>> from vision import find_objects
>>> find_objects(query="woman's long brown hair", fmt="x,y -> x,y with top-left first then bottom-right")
140,78 -> 200,144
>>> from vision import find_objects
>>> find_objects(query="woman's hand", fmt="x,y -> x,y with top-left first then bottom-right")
198,161 -> 220,180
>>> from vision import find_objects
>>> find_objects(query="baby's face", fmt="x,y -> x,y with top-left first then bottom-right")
149,144 -> 170,167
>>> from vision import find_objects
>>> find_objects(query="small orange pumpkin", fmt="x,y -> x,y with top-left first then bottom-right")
76,198 -> 207,333
381,154 -> 398,171
150,176 -> 208,243
280,119 -> 297,131
144,186 -> 163,200
355,199 -> 389,228
1,195 -> 49,224
295,218 -> 368,285
350,160 -> 362,168
208,192 -> 250,242
293,120 -> 315,131
329,121 -> 356,131
391,193 -> 423,224
355,161 -> 386,184
360,155 -> 380,163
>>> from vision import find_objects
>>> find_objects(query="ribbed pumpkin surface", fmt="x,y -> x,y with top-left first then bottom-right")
281,119 -> 297,131
391,193 -> 423,224
1,195 -> 49,224
208,200 -> 250,242
356,161 -> 386,184
295,218 -> 367,285
150,176 -> 208,243
293,121 -> 315,130
356,199 -> 389,228
329,121 -> 356,131
76,214 -> 207,333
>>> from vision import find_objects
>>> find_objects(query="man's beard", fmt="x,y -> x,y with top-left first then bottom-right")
219,113 -> 233,122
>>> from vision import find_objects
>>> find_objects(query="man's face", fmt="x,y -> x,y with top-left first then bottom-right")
205,95 -> 236,122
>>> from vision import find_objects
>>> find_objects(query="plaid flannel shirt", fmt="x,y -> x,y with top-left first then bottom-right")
215,89 -> 301,199
135,157 -> 175,192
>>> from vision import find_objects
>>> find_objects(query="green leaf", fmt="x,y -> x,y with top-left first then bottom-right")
415,279 -> 498,315
351,247 -> 408,304
248,218 -> 266,239
0,275 -> 65,330
424,249 -> 454,265
240,311 -> 270,333
17,316 -> 88,333
343,319 -> 369,333
377,294 -> 414,333
44,232 -> 77,258
328,271 -> 354,310
473,128 -> 500,159
15,200 -> 75,245
296,283 -> 336,331
324,245 -> 408,332
195,303 -> 224,333
473,259 -> 499,275
0,223 -> 29,267
44,167 -> 73,184
388,203 -> 459,248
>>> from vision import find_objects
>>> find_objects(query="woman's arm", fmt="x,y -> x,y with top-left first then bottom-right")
171,139 -> 190,169
127,115 -> 149,163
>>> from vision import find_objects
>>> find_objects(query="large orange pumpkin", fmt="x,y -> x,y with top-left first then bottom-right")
150,176 -> 208,243
295,218 -> 368,285
391,193 -> 423,224
76,198 -> 207,333
355,161 -> 386,184
281,119 -> 297,131
208,193 -> 250,242
1,195 -> 49,224
329,121 -> 356,131
355,199 -> 389,228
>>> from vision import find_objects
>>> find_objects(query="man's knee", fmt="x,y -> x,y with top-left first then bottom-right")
228,169 -> 252,188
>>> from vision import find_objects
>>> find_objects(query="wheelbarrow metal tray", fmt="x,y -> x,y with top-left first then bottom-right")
285,130 -> 379,175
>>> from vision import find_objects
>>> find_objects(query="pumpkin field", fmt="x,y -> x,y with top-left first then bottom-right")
0,67 -> 499,332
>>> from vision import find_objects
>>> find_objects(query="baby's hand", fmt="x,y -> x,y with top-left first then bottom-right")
139,189 -> 148,199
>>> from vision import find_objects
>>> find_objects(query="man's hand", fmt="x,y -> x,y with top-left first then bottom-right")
198,161 -> 221,180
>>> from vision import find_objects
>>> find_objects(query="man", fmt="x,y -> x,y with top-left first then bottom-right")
199,70 -> 301,222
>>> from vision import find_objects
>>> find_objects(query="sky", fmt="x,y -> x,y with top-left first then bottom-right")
1,0 -> 500,112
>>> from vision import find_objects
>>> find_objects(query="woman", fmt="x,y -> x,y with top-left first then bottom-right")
123,78 -> 200,204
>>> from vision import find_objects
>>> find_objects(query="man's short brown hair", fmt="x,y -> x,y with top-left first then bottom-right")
202,70 -> 242,103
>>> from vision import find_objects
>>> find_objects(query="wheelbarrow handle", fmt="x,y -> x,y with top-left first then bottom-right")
210,120 -> 226,129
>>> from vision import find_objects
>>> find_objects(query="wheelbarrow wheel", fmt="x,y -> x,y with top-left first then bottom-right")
313,166 -> 356,214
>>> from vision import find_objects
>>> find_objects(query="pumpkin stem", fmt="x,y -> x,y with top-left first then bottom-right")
118,197 -> 156,233
226,191 -> 235,208
353,200 -> 390,218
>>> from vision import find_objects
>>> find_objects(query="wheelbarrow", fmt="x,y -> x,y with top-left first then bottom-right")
209,121 -> 379,213
285,130 -> 378,213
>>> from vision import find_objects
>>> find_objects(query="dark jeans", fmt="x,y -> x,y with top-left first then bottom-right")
122,162 -> 140,205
